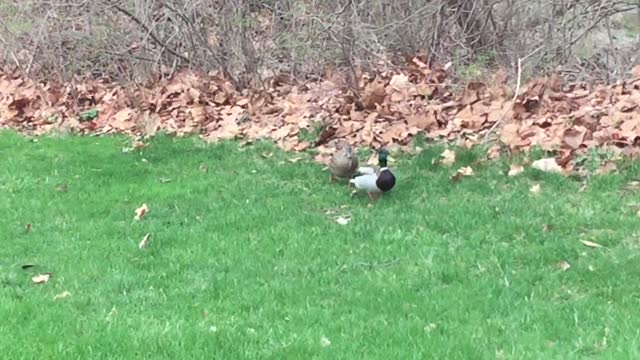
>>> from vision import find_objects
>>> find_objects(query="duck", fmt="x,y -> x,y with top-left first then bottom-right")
349,148 -> 396,203
328,141 -> 359,185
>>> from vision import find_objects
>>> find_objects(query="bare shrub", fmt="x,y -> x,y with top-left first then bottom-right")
0,0 -> 638,88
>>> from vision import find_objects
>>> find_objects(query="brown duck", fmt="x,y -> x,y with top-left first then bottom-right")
328,142 -> 359,185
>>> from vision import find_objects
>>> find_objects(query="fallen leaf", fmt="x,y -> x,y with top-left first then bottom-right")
199,164 -> 208,173
53,291 -> 71,300
25,223 -> 32,233
55,183 -> 69,192
32,273 -> 51,284
486,145 -> 501,160
625,181 -> 640,191
508,164 -> 524,177
558,261 -> 571,271
362,81 -> 386,110
288,157 -> 304,163
334,216 -> 351,225
531,158 -> 563,173
450,166 -> 474,181
581,240 -> 603,248
424,323 -> 438,333
457,166 -> 474,176
134,203 -> 149,220
595,160 -> 617,175
439,149 -> 456,166
139,233 -> 151,250
530,184 -> 541,194
320,336 -> 332,347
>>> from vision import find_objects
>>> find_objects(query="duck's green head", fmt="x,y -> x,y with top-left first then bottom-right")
378,148 -> 390,168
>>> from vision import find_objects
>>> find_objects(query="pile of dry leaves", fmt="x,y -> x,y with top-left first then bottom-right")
1,57 -> 639,171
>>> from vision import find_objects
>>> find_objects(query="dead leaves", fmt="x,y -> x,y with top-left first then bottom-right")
1,61 -> 639,173
53,291 -> 71,300
450,166 -> 474,181
558,260 -> 571,271
325,206 -> 353,225
134,203 -> 149,220
508,164 -> 524,177
31,273 -> 51,284
139,233 -> 152,250
438,149 -> 456,167
531,158 -> 563,174
530,184 -> 541,194
581,240 -> 603,248
334,216 -> 351,225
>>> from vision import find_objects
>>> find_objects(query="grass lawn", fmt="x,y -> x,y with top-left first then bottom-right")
1,130 -> 640,359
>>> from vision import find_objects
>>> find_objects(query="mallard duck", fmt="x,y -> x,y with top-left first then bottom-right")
328,141 -> 359,185
349,148 -> 396,203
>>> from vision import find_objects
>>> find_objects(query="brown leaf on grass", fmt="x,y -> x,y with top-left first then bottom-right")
25,223 -> 32,234
531,158 -> 563,173
320,336 -> 332,347
134,203 -> 149,220
139,233 -> 151,250
581,240 -> 603,248
486,145 -> 501,160
199,164 -> 208,173
558,261 -> 571,271
508,164 -> 524,177
595,160 -> 617,175
624,181 -> 640,191
32,273 -> 51,284
53,291 -> 71,300
439,149 -> 456,166
334,216 -> 352,225
450,166 -> 474,181
287,156 -> 304,163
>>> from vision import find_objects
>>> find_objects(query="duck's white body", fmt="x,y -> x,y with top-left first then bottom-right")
349,167 -> 390,193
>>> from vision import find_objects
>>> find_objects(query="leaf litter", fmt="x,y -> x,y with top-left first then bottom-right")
139,233 -> 152,250
31,273 -> 51,284
134,203 -> 149,220
53,291 -> 71,300
508,164 -> 524,177
1,57 -> 638,170
581,240 -> 604,248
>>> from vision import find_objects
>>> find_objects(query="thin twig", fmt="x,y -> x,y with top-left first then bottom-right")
109,3 -> 190,64
482,45 -> 544,143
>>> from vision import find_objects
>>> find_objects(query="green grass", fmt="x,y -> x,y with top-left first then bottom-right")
1,131 -> 640,359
